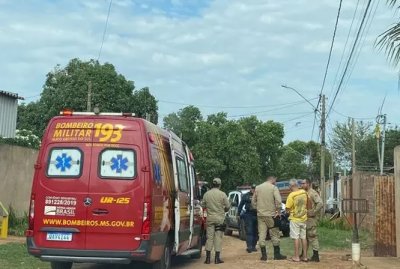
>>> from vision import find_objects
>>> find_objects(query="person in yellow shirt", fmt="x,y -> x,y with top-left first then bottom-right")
285,179 -> 308,262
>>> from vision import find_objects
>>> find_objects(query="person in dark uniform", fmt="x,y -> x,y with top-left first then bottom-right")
238,184 -> 258,253
201,177 -> 230,264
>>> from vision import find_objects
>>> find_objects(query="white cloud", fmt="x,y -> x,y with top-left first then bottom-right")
0,0 -> 399,143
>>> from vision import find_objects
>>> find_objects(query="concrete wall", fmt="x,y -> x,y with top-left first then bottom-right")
0,144 -> 38,215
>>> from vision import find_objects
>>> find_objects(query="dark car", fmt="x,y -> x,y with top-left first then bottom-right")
224,190 -> 290,241
224,190 -> 248,240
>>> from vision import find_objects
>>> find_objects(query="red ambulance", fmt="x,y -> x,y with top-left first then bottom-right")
26,111 -> 203,269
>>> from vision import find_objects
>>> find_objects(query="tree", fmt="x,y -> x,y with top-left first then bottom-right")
377,1 -> 400,66
163,108 -> 285,191
193,114 -> 262,192
17,58 -> 158,137
163,105 -> 203,147
330,119 -> 376,171
17,101 -> 48,137
276,140 -> 327,182
277,141 -> 308,179
238,116 -> 284,178
131,87 -> 158,123
378,127 -> 400,170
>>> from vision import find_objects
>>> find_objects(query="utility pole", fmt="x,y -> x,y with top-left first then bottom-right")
352,118 -> 356,175
352,118 -> 361,198
87,81 -> 92,112
320,95 -> 326,212
351,117 -> 359,243
380,114 -> 387,175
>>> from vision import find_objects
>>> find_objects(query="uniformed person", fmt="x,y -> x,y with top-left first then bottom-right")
201,177 -> 230,264
252,176 -> 286,261
301,179 -> 323,262
238,184 -> 258,253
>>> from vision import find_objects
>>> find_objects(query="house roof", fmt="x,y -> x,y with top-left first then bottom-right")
0,90 -> 24,100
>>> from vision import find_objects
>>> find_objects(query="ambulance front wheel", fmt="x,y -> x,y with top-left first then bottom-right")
50,261 -> 73,269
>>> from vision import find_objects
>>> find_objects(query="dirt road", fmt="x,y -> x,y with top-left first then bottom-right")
0,236 -> 25,245
2,235 -> 384,268
72,235 -> 356,269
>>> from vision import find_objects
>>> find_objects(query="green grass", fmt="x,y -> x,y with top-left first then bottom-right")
0,243 -> 47,269
267,226 -> 373,256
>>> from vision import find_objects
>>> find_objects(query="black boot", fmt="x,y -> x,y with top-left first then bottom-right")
260,246 -> 267,261
215,251 -> 224,264
273,245 -> 287,260
310,250 -> 320,262
246,236 -> 252,253
204,250 -> 211,264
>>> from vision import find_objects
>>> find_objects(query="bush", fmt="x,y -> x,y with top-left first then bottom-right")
8,206 -> 28,236
0,129 -> 40,149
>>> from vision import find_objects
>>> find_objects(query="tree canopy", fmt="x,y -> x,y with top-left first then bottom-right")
163,107 -> 285,191
17,58 -> 158,137
330,119 -> 400,173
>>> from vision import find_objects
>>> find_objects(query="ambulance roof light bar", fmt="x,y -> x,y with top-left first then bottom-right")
60,110 -> 135,117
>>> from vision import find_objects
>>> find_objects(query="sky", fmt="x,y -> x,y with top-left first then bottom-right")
1,0 -> 399,144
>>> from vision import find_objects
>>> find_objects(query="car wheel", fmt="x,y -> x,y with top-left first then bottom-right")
51,262 -> 73,269
201,228 -> 207,246
224,224 -> 233,236
239,219 -> 246,241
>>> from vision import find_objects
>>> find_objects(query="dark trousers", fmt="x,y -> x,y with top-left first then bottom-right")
244,213 -> 258,249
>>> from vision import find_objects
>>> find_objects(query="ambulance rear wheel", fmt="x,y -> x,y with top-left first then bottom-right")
191,234 -> 203,259
50,261 -> 73,269
152,240 -> 172,269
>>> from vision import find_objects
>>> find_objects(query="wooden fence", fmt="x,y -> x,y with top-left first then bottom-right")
341,173 -> 396,256
374,176 -> 396,256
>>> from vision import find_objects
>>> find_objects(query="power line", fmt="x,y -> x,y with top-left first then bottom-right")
316,0 -> 343,109
310,111 -> 319,142
158,97 -> 318,109
331,108 -> 375,120
329,0 -> 361,101
339,0 -> 380,97
285,124 -> 314,133
283,112 -> 315,123
228,111 -> 311,118
327,0 -> 372,119
228,105 -> 310,118
98,0 -> 113,61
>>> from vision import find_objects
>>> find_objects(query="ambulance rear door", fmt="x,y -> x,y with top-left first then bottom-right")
84,118 -> 145,251
33,118 -> 94,250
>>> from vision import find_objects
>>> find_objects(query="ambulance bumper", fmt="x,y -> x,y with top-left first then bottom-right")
27,237 -> 150,264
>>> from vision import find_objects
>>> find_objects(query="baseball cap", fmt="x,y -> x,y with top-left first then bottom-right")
251,184 -> 256,189
212,178 -> 222,185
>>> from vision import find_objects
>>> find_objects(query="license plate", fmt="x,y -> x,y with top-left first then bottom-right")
46,232 -> 72,241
